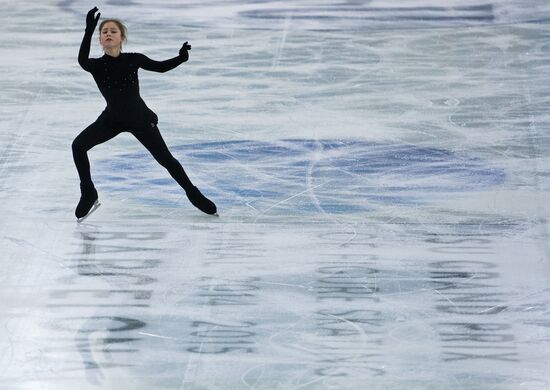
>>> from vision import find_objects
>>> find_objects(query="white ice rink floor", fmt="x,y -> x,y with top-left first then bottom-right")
1,0 -> 550,389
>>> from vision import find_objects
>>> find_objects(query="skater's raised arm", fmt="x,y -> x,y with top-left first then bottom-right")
138,42 -> 191,73
78,30 -> 93,71
78,7 -> 101,71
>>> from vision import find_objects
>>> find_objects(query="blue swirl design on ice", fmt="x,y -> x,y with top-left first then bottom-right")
95,139 -> 505,213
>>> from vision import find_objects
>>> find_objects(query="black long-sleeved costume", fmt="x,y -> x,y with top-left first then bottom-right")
78,29 -> 188,126
73,29 -> 193,190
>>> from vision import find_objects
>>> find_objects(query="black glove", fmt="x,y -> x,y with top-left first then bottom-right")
179,41 -> 192,56
86,7 -> 101,33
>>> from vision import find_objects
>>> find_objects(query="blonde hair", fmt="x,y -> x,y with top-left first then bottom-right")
99,19 -> 128,50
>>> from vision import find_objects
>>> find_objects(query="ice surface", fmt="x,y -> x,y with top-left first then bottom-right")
1,0 -> 550,389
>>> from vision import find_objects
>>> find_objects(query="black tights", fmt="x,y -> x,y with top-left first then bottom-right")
72,120 -> 193,191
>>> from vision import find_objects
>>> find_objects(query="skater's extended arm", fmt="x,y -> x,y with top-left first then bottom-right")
78,7 -> 101,72
78,30 -> 94,71
138,42 -> 191,73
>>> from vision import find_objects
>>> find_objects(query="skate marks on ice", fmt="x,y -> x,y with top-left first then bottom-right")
94,138 -> 505,216
0,0 -> 547,388
57,1 -> 550,31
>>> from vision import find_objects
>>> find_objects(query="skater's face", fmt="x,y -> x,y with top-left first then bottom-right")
99,22 -> 123,51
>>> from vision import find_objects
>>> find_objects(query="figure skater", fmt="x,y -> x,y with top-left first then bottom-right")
72,7 -> 217,221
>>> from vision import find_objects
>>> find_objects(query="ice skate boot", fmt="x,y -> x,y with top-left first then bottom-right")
75,183 -> 100,222
186,186 -> 217,215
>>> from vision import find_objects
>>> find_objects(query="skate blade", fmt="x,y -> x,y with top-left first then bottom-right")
77,201 -> 101,223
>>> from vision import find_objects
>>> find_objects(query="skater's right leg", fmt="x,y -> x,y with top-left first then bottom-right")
72,120 -> 120,186
72,121 -> 120,219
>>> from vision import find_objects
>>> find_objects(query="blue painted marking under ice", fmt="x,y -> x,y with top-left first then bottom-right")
95,139 -> 505,213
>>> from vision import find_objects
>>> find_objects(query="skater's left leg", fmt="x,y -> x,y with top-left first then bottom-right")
132,125 -> 193,190
132,125 -> 217,215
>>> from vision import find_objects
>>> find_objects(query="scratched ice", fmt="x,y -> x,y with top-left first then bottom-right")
1,1 -> 550,389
